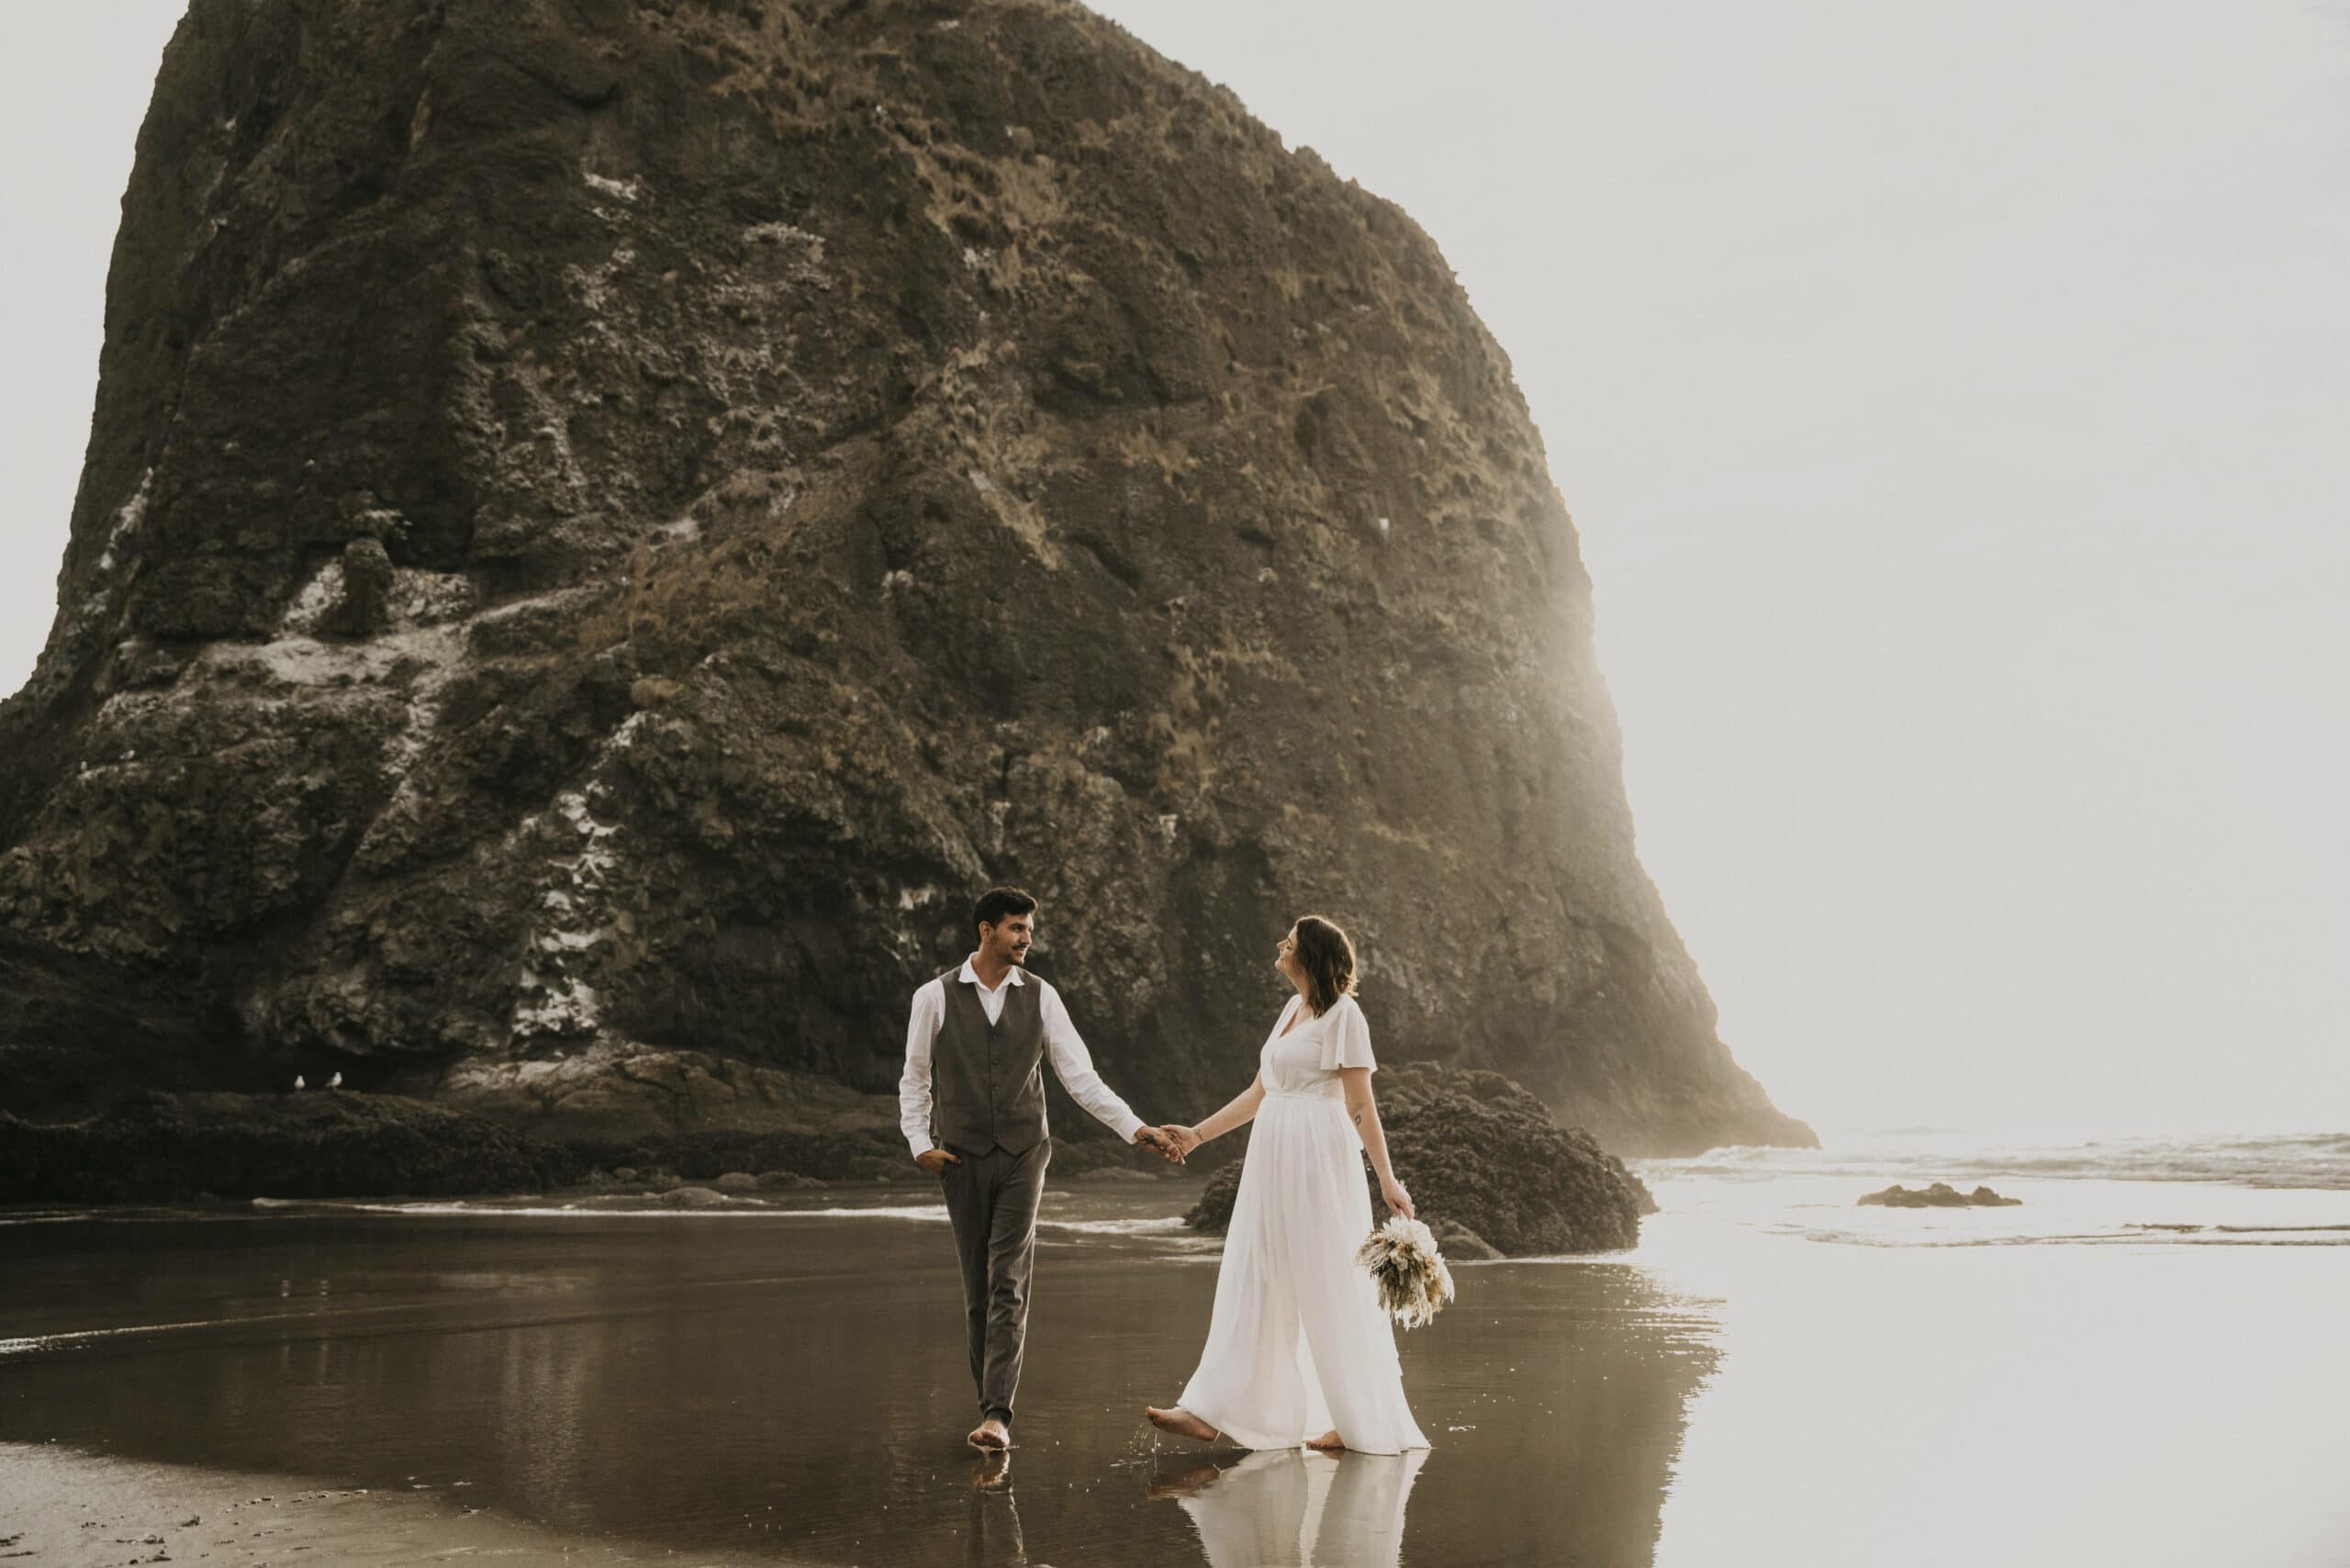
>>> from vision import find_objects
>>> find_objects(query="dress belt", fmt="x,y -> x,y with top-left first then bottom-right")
1261,1087 -> 1345,1103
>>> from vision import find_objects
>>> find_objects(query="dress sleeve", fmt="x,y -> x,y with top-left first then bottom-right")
1319,995 -> 1377,1072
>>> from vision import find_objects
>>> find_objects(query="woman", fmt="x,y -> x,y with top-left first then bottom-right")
1145,915 -> 1430,1454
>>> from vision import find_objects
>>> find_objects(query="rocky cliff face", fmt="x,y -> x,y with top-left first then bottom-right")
0,0 -> 1811,1159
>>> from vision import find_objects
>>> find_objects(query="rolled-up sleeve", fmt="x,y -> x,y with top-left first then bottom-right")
1037,982 -> 1146,1144
899,980 -> 945,1157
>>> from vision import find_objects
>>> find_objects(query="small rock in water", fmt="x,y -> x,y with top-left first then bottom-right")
659,1186 -> 728,1208
756,1170 -> 826,1190
711,1170 -> 761,1192
1858,1182 -> 2021,1208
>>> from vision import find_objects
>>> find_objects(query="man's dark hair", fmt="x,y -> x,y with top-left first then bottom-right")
974,886 -> 1038,939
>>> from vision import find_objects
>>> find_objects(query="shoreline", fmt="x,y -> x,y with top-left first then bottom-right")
0,1088 -> 1199,1207
0,1167 -> 1198,1225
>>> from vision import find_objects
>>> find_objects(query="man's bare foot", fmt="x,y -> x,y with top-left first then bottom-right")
968,1417 -> 1011,1450
1145,1406 -> 1220,1443
1305,1429 -> 1345,1451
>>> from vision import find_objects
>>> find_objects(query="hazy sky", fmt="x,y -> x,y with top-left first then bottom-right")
5,3 -> 2344,1134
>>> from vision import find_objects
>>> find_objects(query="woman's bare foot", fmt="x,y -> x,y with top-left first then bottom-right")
1305,1429 -> 1345,1451
1145,1406 -> 1220,1443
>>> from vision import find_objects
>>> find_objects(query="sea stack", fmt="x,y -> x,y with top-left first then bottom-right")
0,0 -> 1812,1159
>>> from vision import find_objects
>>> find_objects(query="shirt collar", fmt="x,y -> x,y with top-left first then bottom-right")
957,956 -> 1025,992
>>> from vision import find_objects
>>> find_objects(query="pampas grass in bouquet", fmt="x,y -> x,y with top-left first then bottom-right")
1356,1215 -> 1455,1330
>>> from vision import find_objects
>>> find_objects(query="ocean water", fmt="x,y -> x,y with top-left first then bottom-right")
1636,1126 -> 2350,1253
1632,1128 -> 2350,1567
1,1128 -> 2344,1566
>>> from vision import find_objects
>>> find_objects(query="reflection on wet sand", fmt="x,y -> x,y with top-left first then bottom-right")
1157,1447 -> 1428,1568
0,1199 -> 1721,1566
966,1451 -> 1027,1566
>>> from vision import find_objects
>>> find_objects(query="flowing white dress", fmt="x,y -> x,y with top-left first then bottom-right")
1175,993 -> 1430,1454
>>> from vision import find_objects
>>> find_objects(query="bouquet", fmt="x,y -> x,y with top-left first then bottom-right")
1355,1215 -> 1456,1330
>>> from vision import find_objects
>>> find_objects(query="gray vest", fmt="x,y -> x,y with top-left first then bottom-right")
929,965 -> 1049,1155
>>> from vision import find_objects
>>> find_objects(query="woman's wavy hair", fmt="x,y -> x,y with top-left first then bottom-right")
1292,914 -> 1359,1016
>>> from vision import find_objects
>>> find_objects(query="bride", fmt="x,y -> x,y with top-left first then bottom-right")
1146,915 -> 1431,1455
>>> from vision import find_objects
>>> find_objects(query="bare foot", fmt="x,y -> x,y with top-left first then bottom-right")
972,1451 -> 1013,1492
968,1417 -> 1011,1450
1145,1405 -> 1220,1443
1305,1429 -> 1344,1451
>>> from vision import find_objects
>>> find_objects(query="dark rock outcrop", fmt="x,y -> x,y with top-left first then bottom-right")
659,1184 -> 729,1207
0,1091 -> 576,1203
1184,1064 -> 1651,1255
0,0 -> 1809,1175
1860,1182 -> 2022,1208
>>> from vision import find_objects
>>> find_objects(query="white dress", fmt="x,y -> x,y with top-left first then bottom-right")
1175,993 -> 1431,1454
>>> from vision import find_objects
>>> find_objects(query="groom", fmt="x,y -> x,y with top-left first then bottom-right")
899,886 -> 1179,1450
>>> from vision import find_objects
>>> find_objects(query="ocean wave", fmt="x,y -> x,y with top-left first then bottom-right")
254,1200 -> 1198,1238
1763,1223 -> 2350,1249
1043,1215 -> 1190,1236
1638,1129 -> 2350,1191
297,1199 -> 954,1221
2,1198 -> 1209,1238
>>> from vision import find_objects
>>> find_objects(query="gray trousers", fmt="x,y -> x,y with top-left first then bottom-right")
937,1137 -> 1051,1426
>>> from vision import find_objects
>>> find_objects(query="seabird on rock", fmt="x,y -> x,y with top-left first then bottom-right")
293,1074 -> 306,1091
327,1071 -> 343,1090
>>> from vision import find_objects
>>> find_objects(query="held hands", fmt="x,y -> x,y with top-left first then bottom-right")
1134,1126 -> 1186,1164
1159,1124 -> 1204,1160
1380,1176 -> 1416,1220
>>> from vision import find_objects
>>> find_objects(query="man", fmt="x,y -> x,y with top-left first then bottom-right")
899,886 -> 1179,1450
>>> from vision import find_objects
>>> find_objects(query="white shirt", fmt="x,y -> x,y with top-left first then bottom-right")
898,958 -> 1147,1157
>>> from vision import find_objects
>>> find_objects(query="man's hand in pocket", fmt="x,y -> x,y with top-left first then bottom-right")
914,1148 -> 962,1175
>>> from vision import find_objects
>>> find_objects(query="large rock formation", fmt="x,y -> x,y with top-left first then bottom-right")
0,0 -> 1810,1163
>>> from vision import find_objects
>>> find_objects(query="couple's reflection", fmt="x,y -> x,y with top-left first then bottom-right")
1151,1447 -> 1430,1568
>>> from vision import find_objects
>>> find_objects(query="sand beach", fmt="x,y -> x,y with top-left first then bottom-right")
4,1136 -> 2347,1566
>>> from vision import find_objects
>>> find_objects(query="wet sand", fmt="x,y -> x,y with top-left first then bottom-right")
0,1186 -> 1712,1565
5,1169 -> 2348,1565
0,1441 -> 781,1567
